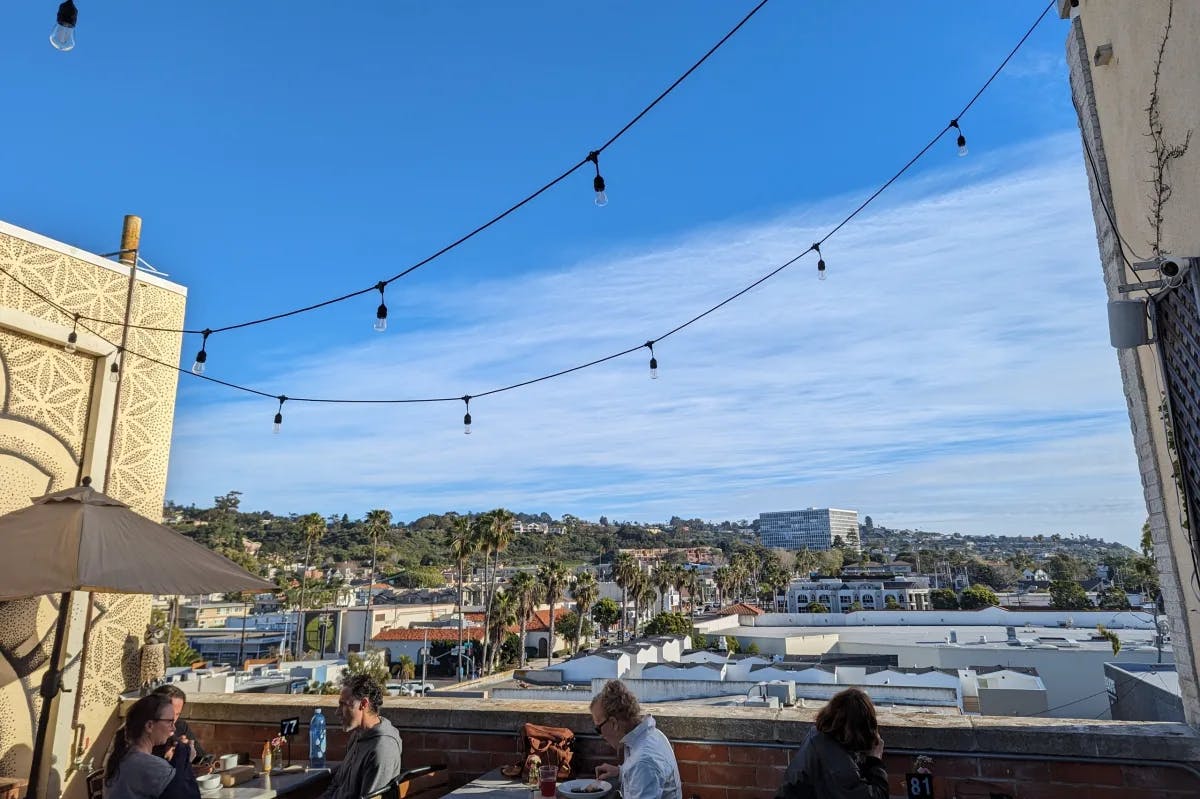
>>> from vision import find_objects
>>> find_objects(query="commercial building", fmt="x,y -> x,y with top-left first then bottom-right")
785,577 -> 931,613
758,508 -> 861,552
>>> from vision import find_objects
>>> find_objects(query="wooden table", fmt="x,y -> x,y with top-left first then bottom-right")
440,768 -> 540,799
201,767 -> 332,799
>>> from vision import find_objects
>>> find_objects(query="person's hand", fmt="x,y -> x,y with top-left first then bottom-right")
595,763 -> 619,782
868,735 -> 884,760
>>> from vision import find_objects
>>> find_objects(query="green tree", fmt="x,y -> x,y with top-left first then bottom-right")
807,602 -> 829,614
509,571 -> 542,668
884,596 -> 900,610
591,597 -> 621,634
168,625 -> 200,667
346,650 -> 390,685
571,571 -> 599,653
449,515 -> 476,679
295,511 -> 327,657
396,655 -> 416,680
643,612 -> 693,637
1050,580 -> 1093,610
559,611 -> 595,651
959,584 -> 999,610
538,560 -> 571,665
849,601 -> 864,612
613,554 -> 638,641
723,635 -> 741,654
745,642 -> 761,655
1096,585 -> 1131,610
1096,625 -> 1122,656
1044,553 -> 1086,583
930,588 -> 960,610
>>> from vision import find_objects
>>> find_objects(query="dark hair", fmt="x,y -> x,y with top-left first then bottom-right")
342,673 -> 384,713
152,684 -> 187,702
106,694 -> 174,784
815,688 -> 878,752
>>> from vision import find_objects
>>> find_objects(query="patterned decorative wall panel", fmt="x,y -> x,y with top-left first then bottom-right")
0,227 -> 186,797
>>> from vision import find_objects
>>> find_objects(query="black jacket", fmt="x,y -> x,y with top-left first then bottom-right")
774,729 -> 888,799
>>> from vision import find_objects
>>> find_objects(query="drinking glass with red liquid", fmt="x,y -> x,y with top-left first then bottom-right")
538,764 -> 557,797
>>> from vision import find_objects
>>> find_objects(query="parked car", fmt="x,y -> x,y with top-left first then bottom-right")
399,681 -> 435,696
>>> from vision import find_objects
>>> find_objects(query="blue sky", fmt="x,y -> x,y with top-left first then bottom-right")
1,3 -> 1148,545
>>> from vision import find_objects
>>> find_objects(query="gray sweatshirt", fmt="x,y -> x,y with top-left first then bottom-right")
104,751 -> 175,799
322,718 -> 403,799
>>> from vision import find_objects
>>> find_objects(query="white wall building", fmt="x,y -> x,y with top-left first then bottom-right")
785,578 -> 931,614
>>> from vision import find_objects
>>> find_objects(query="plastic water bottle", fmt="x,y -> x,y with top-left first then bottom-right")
309,708 -> 327,769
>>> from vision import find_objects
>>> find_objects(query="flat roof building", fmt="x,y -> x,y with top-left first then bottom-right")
759,508 -> 861,552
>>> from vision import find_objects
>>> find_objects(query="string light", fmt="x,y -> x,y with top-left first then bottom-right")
950,119 -> 968,157
0,1 -> 1055,434
814,243 -> 826,281
50,0 -> 77,51
109,350 -> 121,383
273,396 -> 287,434
64,314 -> 79,353
191,329 -> 211,375
587,151 -> 608,207
646,341 -> 658,379
374,282 -> 389,332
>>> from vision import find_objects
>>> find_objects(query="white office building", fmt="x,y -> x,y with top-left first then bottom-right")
759,508 -> 861,552
785,577 -> 931,613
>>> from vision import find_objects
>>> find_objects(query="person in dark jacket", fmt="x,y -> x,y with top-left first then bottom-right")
775,688 -> 888,799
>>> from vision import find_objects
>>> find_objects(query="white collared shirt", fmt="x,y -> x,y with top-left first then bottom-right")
619,716 -> 682,799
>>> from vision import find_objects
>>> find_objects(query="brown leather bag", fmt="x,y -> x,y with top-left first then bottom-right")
499,723 -> 575,781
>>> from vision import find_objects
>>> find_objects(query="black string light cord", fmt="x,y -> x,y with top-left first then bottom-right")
0,0 -> 1054,417
64,0 -> 775,338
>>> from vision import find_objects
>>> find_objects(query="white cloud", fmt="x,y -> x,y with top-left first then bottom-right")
166,132 -> 1146,547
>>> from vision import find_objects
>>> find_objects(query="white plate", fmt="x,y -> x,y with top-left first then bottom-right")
556,779 -> 612,798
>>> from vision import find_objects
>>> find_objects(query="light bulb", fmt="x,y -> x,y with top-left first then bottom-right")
64,331 -> 78,353
593,175 -> 608,207
192,349 -> 207,375
273,413 -> 283,434
650,357 -> 658,379
817,257 -> 827,281
50,1 -> 77,51
374,312 -> 387,333
957,135 -> 968,157
109,363 -> 120,383
463,412 -> 472,435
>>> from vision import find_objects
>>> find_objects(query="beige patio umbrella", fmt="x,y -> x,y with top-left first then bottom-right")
0,479 -> 275,798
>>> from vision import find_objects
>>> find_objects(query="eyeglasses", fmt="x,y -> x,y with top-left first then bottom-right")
155,718 -> 176,723
594,717 -> 611,736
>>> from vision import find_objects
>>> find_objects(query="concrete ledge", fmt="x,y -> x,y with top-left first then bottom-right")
175,693 -> 1200,765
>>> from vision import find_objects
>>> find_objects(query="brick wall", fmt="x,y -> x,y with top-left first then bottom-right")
179,695 -> 1200,799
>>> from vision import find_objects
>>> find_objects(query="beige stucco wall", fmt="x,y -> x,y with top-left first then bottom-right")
1066,0 -> 1200,725
0,219 -> 186,798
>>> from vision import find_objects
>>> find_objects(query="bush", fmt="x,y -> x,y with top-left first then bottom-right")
930,588 -> 959,610
746,642 -> 760,655
644,612 -> 694,637
960,584 -> 999,610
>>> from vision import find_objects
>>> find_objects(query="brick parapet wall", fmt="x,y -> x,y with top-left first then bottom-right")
163,694 -> 1200,799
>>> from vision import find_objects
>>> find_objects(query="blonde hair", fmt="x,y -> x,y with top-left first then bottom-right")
591,680 -> 641,726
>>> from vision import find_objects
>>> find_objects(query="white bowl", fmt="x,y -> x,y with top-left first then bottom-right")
556,779 -> 612,798
196,774 -> 221,791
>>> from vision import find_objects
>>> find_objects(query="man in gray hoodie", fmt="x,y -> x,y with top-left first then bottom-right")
321,674 -> 403,799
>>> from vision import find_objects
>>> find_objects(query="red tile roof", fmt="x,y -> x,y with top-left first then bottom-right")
717,602 -> 764,616
463,607 -> 572,632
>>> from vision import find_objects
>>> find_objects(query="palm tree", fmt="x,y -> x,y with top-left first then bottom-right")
571,571 -> 599,653
449,515 -> 476,679
612,554 -> 638,642
538,561 -> 570,666
471,513 -> 495,672
633,573 -> 656,638
488,590 -> 519,671
671,566 -> 690,613
296,512 -> 326,657
363,509 -> 391,649
684,570 -> 700,612
714,566 -> 731,607
509,570 -> 542,668
653,564 -> 674,614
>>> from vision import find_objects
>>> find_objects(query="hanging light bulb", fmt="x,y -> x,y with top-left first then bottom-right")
109,355 -> 120,383
951,119 -> 968,157
587,150 -> 608,207
192,329 -> 211,375
273,396 -> 287,434
374,282 -> 388,332
50,0 -> 77,51
64,315 -> 79,353
815,243 -> 827,281
646,341 -> 658,379
462,396 -> 472,435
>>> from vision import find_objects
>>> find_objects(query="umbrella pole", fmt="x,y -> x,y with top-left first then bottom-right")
26,593 -> 72,799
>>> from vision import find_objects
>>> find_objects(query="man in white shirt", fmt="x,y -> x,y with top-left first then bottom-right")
591,680 -> 683,799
